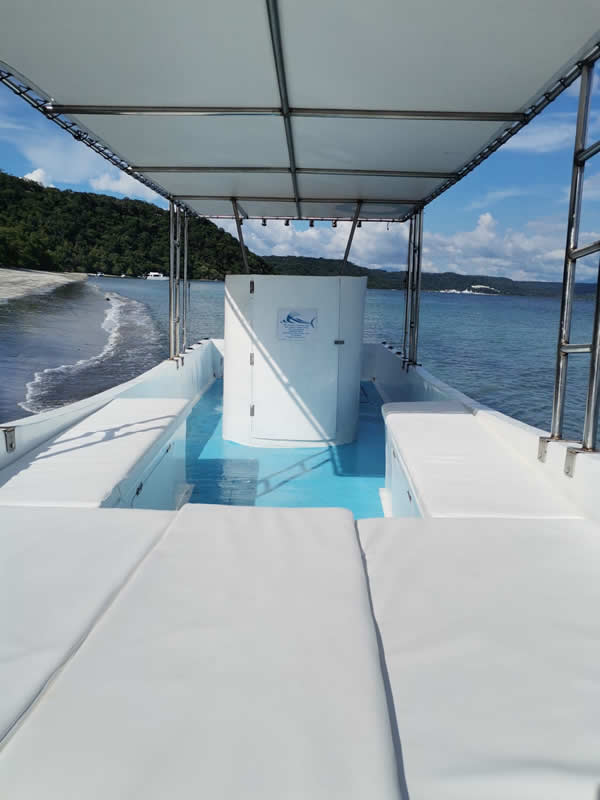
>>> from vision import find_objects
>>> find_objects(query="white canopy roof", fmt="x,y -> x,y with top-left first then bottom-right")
1,1 -> 599,220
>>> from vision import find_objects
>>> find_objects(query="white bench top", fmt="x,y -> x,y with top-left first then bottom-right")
0,505 -> 402,799
0,507 -> 172,743
0,397 -> 189,507
358,516 -> 600,800
383,402 -> 581,518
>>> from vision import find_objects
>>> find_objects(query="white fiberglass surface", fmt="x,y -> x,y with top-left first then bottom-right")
280,0 -> 599,111
1,0 -> 280,106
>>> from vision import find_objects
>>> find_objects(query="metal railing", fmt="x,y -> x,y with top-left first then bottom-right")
168,201 -> 191,361
539,62 -> 600,475
403,208 -> 424,367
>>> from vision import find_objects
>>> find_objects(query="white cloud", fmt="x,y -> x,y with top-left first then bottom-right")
90,171 -> 159,202
23,167 -> 54,187
466,188 -> 526,210
217,212 -> 598,283
0,108 -> 164,204
503,110 -> 600,155
583,170 -> 600,201
214,218 -> 411,271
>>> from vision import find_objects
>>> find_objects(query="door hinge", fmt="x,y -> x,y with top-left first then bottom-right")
250,280 -> 255,293
250,404 -> 255,417
249,352 -> 254,366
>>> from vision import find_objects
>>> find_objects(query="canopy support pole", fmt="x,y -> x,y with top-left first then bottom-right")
408,209 -> 424,367
175,205 -> 182,355
403,216 -> 415,365
168,200 -> 176,359
182,211 -> 189,352
232,199 -> 249,273
342,201 -> 363,266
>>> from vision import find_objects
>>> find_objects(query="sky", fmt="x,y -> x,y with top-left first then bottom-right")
1,66 -> 599,283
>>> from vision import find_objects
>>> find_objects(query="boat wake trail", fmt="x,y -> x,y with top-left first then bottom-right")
20,291 -> 163,414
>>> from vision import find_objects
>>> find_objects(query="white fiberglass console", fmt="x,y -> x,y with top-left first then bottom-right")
223,275 -> 366,447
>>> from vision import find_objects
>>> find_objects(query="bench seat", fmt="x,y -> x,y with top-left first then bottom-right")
0,397 -> 189,507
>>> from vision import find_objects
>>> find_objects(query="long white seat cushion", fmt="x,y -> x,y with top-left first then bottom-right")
0,507 -> 172,743
0,397 -> 189,507
383,403 -> 580,518
0,505 -> 403,799
358,517 -> 600,800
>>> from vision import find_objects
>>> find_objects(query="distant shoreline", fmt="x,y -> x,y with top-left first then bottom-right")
0,268 -> 87,302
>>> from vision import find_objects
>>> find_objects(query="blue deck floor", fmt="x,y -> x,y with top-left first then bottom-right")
184,380 -> 385,518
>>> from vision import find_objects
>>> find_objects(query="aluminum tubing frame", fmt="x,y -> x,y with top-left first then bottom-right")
403,216 -> 415,364
182,211 -> 189,352
168,200 -> 176,359
408,209 -> 424,366
550,62 -> 593,440
175,206 -> 182,356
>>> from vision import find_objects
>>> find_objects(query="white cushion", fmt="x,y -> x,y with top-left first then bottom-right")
383,403 -> 580,518
358,516 -> 600,800
0,507 -> 172,742
0,397 -> 189,507
0,505 -> 402,799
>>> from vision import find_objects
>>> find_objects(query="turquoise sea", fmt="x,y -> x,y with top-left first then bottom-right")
0,276 -> 596,441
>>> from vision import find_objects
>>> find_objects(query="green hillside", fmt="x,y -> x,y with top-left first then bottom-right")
265,255 -> 595,297
0,170 -> 270,279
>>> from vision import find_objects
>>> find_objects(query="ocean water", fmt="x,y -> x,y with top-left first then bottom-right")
0,276 -> 596,441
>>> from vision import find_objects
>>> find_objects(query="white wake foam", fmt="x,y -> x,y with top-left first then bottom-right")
19,291 -> 159,414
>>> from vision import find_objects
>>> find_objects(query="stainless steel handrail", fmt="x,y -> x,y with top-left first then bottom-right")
539,62 -> 600,474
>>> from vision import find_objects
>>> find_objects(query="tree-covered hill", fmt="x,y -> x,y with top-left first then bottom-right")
265,255 -> 595,297
0,170 -> 270,278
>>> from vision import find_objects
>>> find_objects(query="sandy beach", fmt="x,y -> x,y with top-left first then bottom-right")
0,268 -> 87,301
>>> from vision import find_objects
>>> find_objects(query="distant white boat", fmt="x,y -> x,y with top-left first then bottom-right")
146,272 -> 168,280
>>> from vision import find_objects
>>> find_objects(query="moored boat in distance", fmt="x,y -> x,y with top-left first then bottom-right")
146,271 -> 168,280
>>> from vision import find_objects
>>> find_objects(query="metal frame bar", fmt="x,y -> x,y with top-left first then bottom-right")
265,0 -> 301,219
232,199 -> 250,273
175,205 -> 182,355
581,261 -> 600,451
577,138 -> 600,165
182,210 -> 189,352
342,201 -> 363,265
403,216 -> 415,364
132,166 -> 457,179
539,61 -> 600,472
168,201 -> 176,359
408,209 -> 424,366
48,104 -> 525,122
569,239 -> 600,261
550,62 -> 593,441
178,195 -> 419,205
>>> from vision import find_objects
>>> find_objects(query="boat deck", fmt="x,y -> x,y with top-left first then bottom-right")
184,379 -> 412,519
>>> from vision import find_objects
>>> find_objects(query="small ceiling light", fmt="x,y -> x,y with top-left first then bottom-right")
262,218 -> 267,226
309,219 -> 314,228
357,220 -> 362,228
284,219 -> 290,226
332,220 -> 337,228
